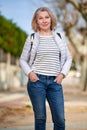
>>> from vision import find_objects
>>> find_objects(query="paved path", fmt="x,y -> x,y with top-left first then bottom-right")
0,86 -> 87,130
0,124 -> 87,130
0,92 -> 87,107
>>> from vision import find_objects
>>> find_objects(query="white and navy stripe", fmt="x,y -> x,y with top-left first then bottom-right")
32,35 -> 61,76
19,31 -> 72,76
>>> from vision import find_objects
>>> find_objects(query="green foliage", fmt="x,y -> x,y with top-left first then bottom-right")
0,15 -> 27,57
70,60 -> 77,70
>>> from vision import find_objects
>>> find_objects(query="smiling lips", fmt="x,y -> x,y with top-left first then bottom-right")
42,23 -> 49,27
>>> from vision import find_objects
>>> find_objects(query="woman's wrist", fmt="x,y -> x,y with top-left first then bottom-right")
28,71 -> 34,78
60,73 -> 65,79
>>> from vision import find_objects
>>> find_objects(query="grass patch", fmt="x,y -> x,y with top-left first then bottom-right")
26,104 -> 32,108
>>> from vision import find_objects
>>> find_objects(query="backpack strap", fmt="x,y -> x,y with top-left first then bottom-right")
30,33 -> 35,45
30,33 -> 61,47
30,33 -> 35,51
30,33 -> 61,44
30,33 -> 35,44
29,32 -> 61,61
57,33 -> 62,39
56,33 -> 62,61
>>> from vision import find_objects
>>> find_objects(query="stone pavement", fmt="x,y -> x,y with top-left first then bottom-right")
0,81 -> 87,130
0,124 -> 87,130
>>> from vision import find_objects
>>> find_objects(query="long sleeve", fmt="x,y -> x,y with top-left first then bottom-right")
19,36 -> 33,76
60,33 -> 72,76
60,43 -> 72,76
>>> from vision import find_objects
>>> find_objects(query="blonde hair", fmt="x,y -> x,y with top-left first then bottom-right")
31,7 -> 57,32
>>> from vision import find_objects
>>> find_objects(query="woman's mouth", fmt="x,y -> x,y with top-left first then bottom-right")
42,24 -> 48,27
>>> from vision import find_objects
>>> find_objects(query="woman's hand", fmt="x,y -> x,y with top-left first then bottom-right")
54,73 -> 65,84
28,71 -> 39,82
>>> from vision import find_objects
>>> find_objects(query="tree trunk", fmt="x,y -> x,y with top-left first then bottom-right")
81,55 -> 87,91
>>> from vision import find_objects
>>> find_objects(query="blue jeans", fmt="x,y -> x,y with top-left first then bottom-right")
27,74 -> 65,130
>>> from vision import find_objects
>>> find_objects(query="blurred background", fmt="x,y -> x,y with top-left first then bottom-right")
0,0 -> 87,91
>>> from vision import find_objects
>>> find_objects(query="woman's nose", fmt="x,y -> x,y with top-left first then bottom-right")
43,18 -> 46,22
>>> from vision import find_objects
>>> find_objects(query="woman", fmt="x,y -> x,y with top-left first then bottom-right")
20,7 -> 72,130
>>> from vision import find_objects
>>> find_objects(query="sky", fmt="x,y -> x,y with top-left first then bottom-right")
0,0 -> 51,34
0,0 -> 85,35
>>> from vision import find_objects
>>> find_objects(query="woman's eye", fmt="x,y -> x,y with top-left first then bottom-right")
39,17 -> 43,20
46,16 -> 50,19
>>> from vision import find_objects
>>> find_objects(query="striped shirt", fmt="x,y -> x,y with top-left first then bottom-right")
32,35 -> 61,76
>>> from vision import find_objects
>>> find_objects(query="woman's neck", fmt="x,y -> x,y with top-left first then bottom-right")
39,30 -> 52,36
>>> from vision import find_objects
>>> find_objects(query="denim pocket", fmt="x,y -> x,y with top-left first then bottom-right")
29,79 -> 42,88
36,74 -> 46,83
56,82 -> 62,86
53,82 -> 62,91
53,81 -> 61,86
29,79 -> 39,83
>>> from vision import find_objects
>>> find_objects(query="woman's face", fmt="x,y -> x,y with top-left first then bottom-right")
37,11 -> 51,32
